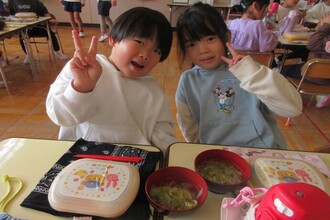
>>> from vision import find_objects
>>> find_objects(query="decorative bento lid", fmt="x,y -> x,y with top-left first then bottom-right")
248,156 -> 330,195
48,159 -> 140,218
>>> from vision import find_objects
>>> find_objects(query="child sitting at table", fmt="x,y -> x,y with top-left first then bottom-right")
227,0 -> 279,52
46,7 -> 177,154
175,2 -> 302,149
0,0 -> 9,16
7,0 -> 67,64
270,0 -> 310,68
281,12 -> 330,108
227,0 -> 301,53
305,0 -> 330,23
276,0 -> 305,23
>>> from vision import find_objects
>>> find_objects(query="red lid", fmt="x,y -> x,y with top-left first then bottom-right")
255,182 -> 330,220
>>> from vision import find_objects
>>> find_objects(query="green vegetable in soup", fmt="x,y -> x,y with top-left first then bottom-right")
198,160 -> 243,184
150,181 -> 198,211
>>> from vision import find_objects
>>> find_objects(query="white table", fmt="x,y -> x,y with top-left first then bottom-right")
161,143 -> 330,220
0,138 -> 160,219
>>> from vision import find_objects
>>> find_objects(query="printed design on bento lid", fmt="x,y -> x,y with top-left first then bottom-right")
59,160 -> 130,202
254,157 -> 324,190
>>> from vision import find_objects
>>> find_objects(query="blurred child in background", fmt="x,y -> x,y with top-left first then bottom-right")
305,0 -> 330,23
98,0 -> 116,42
277,0 -> 305,23
62,0 -> 85,37
227,0 -> 279,52
8,0 -> 67,63
281,12 -> 330,108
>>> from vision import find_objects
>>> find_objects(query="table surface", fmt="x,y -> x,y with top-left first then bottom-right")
1,139 -> 330,219
163,143 -> 330,220
4,16 -> 51,25
278,36 -> 309,46
0,138 -> 159,219
0,24 -> 26,40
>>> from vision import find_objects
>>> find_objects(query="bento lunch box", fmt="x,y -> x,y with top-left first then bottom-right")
48,158 -> 140,218
247,156 -> 330,195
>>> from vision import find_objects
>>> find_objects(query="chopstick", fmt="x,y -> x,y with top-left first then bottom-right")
74,154 -> 143,163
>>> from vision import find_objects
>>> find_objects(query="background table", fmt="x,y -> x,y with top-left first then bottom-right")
0,17 -> 54,94
167,3 -> 231,27
0,24 -> 26,94
277,35 -> 309,72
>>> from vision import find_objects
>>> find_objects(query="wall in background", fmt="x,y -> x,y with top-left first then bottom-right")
43,0 -> 171,24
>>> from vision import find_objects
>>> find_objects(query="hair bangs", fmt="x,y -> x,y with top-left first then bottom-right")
110,7 -> 172,61
181,14 -> 216,42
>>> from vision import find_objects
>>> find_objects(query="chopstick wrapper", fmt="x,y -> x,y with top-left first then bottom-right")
20,138 -> 162,219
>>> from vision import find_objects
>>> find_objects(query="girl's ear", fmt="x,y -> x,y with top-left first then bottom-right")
227,31 -> 231,42
251,1 -> 259,11
109,36 -> 116,46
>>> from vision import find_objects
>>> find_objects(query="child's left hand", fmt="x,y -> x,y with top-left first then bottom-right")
221,42 -> 245,67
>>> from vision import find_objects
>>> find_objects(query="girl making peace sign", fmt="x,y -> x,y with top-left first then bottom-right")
175,2 -> 303,149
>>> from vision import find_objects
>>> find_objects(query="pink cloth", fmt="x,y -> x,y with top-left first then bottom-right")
325,41 -> 330,53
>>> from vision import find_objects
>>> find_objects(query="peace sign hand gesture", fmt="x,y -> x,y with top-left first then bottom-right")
70,30 -> 102,93
221,42 -> 246,67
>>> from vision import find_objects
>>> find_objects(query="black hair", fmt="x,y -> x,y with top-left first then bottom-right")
0,20 -> 4,31
110,7 -> 172,62
176,2 -> 229,66
233,0 -> 270,13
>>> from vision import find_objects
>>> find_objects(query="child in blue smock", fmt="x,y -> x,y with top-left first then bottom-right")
175,2 -> 302,149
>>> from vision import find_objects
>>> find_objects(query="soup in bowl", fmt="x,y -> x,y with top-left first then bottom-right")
145,166 -> 208,216
195,149 -> 251,194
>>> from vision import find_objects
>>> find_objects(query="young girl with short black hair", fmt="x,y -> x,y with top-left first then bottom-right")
175,2 -> 302,149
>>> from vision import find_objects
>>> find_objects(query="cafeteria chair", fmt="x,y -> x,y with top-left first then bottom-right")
0,63 -> 10,94
0,40 -> 9,64
226,7 -> 242,21
285,58 -> 330,126
238,50 -> 274,67
30,13 -> 64,63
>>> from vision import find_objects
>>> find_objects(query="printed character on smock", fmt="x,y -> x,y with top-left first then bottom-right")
211,80 -> 236,113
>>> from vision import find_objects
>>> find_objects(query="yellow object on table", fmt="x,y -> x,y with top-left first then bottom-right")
282,31 -> 314,41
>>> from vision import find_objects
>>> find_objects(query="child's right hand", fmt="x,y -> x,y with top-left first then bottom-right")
70,30 -> 102,93
221,42 -> 245,67
320,12 -> 330,26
